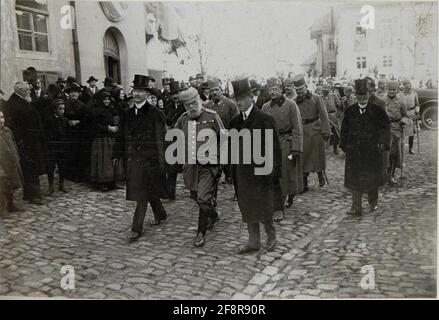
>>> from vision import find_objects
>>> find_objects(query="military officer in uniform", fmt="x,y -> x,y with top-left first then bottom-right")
293,74 -> 330,192
161,77 -> 174,110
262,77 -> 303,220
383,80 -> 408,185
321,84 -> 342,154
340,79 -> 390,215
399,80 -> 420,155
113,74 -> 168,242
174,87 -> 225,247
205,79 -> 239,184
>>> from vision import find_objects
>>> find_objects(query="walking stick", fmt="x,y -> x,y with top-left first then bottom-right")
400,128 -> 404,182
187,201 -> 198,215
323,170 -> 330,185
415,119 -> 421,154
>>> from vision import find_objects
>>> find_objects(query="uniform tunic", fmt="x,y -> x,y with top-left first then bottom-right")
174,108 -> 225,206
399,90 -> 419,137
296,91 -> 330,173
262,96 -> 304,196
0,126 -> 23,191
383,95 -> 408,168
321,93 -> 341,143
205,95 -> 239,129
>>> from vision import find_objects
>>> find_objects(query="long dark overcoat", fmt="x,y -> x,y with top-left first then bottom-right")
6,93 -> 47,177
340,102 -> 391,192
230,107 -> 282,224
115,104 -> 167,201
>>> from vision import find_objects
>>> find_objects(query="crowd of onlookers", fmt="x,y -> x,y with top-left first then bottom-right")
0,66 -> 430,217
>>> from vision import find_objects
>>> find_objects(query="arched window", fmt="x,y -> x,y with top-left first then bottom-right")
103,30 -> 121,84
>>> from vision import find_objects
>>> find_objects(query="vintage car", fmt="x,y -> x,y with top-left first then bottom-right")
416,88 -> 438,130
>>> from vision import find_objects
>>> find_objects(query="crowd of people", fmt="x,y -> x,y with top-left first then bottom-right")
0,66 -> 423,253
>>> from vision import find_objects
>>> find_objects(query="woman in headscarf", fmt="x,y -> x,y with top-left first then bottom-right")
89,90 -> 120,191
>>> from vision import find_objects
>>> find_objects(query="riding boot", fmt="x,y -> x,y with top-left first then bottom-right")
408,136 -> 415,154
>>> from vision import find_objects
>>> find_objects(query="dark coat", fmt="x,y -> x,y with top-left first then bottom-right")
6,93 -> 47,176
114,103 -> 167,201
0,126 -> 24,190
230,107 -> 282,224
164,101 -> 186,127
340,102 -> 391,192
43,113 -> 68,155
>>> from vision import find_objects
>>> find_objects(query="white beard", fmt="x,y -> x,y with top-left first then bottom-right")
24,95 -> 32,103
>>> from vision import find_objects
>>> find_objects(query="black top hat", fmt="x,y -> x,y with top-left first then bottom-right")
87,76 -> 98,83
56,77 -> 66,84
355,79 -> 368,95
232,78 -> 252,98
131,74 -> 149,90
169,81 -> 180,94
103,77 -> 116,87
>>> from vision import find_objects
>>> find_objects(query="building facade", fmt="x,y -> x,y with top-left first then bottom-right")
0,0 -> 187,96
334,2 -> 438,83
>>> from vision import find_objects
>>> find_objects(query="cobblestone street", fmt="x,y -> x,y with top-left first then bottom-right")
0,130 -> 436,299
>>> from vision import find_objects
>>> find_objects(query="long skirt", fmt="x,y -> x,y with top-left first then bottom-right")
90,137 -> 115,183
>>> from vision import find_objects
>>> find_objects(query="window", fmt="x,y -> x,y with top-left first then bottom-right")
354,23 -> 367,52
383,56 -> 393,67
357,56 -> 367,69
15,0 -> 49,52
328,38 -> 335,51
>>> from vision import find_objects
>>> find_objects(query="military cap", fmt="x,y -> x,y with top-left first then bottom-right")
207,79 -> 221,89
65,82 -> 82,93
180,87 -> 199,105
266,77 -> 282,88
293,74 -> 306,89
387,80 -> 399,90
200,82 -> 209,90
283,77 -> 295,86
51,98 -> 65,107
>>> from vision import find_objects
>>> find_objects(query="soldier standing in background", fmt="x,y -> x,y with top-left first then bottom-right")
293,74 -> 330,192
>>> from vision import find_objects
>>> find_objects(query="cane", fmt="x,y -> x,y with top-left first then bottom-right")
400,127 -> 404,182
323,170 -> 330,185
187,201 -> 198,215
415,119 -> 421,154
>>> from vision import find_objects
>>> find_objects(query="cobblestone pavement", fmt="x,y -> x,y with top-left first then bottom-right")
0,130 -> 436,299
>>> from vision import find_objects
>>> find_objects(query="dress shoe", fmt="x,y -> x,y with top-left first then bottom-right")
389,177 -> 398,185
29,198 -> 45,205
150,218 -> 165,226
266,238 -> 276,251
285,195 -> 294,208
237,245 -> 260,254
409,149 -> 415,155
347,208 -> 362,216
127,230 -> 143,242
193,233 -> 205,247
7,203 -> 25,213
273,210 -> 284,222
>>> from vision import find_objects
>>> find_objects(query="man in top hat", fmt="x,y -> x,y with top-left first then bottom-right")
340,79 -> 390,215
173,86 -> 225,247
113,74 -> 168,242
399,79 -> 420,155
383,80 -> 408,185
229,77 -> 282,254
293,74 -> 330,191
321,84 -> 342,154
205,79 -> 239,184
262,77 -> 303,220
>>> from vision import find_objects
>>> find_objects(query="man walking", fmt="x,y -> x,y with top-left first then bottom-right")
293,74 -> 330,192
340,79 -> 390,215
230,78 -> 282,254
113,74 -> 168,242
399,80 -> 420,155
174,87 -> 225,247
